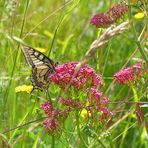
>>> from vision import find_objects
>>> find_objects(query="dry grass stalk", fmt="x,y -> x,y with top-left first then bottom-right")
64,21 -> 130,93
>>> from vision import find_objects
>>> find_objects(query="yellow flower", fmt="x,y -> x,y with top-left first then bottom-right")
80,109 -> 91,118
35,47 -> 47,53
134,12 -> 145,19
15,85 -> 33,93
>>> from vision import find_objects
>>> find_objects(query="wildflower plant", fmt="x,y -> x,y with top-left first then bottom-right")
114,61 -> 147,103
41,62 -> 113,136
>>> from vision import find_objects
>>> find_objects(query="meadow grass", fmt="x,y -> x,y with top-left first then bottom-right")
0,0 -> 148,147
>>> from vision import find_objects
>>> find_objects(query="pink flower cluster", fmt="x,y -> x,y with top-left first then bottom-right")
86,88 -> 112,121
43,118 -> 60,134
41,101 -> 60,134
91,13 -> 114,28
57,97 -> 83,109
49,62 -> 103,89
91,2 -> 128,28
41,99 -> 84,135
114,62 -> 146,84
41,93 -> 112,134
41,62 -> 113,134
89,88 -> 103,102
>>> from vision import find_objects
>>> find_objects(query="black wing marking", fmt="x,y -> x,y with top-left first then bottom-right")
21,45 -> 55,91
31,65 -> 51,90
21,45 -> 55,70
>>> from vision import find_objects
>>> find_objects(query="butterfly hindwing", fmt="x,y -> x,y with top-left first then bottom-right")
21,45 -> 55,91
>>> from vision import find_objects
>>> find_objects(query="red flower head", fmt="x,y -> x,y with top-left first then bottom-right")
107,2 -> 128,21
88,88 -> 103,103
91,2 -> 128,28
41,101 -> 53,115
114,62 -> 146,84
43,118 -> 61,135
49,62 -> 103,89
90,13 -> 113,28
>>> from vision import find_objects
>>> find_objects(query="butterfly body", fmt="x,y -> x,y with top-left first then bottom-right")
21,45 -> 55,92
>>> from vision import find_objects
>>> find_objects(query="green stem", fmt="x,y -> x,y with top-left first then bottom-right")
102,41 -> 111,75
4,0 -> 30,106
47,17 -> 63,57
136,40 -> 148,65
131,85 -> 138,102
127,0 -> 148,65
51,136 -> 55,148
76,111 -> 88,147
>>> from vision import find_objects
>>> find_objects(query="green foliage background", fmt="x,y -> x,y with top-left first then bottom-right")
0,0 -> 147,147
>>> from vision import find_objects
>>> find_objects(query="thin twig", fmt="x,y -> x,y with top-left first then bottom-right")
108,112 -> 131,131
108,101 -> 148,105
2,117 -> 47,134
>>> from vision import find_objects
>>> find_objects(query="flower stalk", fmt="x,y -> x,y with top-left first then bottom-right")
131,85 -> 138,102
76,111 -> 88,147
127,0 -> 148,65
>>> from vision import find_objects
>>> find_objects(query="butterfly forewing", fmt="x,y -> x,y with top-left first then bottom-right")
21,45 -> 55,91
